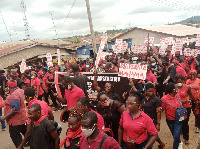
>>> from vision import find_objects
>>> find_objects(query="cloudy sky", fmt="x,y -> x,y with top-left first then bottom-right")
0,0 -> 200,42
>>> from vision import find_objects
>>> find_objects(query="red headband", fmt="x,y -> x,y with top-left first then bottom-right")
189,69 -> 197,74
55,66 -> 59,70
105,83 -> 114,88
11,72 -> 19,77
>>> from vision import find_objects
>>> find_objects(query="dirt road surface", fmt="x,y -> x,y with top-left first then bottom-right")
0,110 -> 199,149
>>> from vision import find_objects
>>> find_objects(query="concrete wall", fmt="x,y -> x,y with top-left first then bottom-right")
118,28 -> 179,46
0,45 -> 66,69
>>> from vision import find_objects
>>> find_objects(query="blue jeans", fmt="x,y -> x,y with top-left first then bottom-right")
166,119 -> 183,149
0,108 -> 6,129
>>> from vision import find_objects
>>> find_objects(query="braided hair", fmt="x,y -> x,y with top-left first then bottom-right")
69,108 -> 85,122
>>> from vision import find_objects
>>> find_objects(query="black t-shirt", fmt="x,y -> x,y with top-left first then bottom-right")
30,118 -> 55,149
0,75 -> 6,94
97,100 -> 123,141
71,75 -> 88,98
141,95 -> 161,120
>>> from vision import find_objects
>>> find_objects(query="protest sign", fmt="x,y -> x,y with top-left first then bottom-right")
159,49 -> 166,55
57,49 -> 61,65
119,63 -> 147,80
55,72 -> 128,101
46,53 -> 53,67
144,37 -> 154,44
95,35 -> 107,68
175,38 -> 183,50
19,59 -> 26,73
196,34 -> 200,46
184,48 -> 200,57
113,39 -> 123,54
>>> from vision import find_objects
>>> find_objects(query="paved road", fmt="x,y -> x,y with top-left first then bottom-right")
0,110 -> 199,149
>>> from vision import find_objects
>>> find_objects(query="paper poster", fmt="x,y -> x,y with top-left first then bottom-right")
46,53 -> 53,67
57,49 -> 61,65
196,34 -> 200,46
19,59 -> 26,73
95,35 -> 108,68
119,63 -> 147,80
113,39 -> 123,54
184,48 -> 200,57
159,49 -> 166,55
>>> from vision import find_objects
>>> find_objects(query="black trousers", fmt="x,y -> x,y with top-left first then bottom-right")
9,123 -> 27,148
44,88 -> 58,108
182,108 -> 191,141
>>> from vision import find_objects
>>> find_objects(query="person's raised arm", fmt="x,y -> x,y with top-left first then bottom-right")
153,54 -> 163,67
93,76 -> 101,93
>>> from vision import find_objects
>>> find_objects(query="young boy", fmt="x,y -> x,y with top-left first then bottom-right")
20,103 -> 60,149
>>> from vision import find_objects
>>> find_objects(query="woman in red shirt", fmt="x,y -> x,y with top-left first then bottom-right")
186,69 -> 200,133
175,74 -> 195,145
161,83 -> 183,149
118,92 -> 157,149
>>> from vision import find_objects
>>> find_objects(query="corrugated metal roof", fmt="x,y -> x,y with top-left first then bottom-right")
139,24 -> 200,36
112,24 -> 200,40
0,39 -> 71,57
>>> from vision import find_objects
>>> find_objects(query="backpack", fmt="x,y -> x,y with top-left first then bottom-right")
162,98 -> 187,123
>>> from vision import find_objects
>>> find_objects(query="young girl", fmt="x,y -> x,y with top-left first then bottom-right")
60,108 -> 84,149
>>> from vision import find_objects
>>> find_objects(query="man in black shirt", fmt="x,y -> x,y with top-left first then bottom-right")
141,83 -> 165,149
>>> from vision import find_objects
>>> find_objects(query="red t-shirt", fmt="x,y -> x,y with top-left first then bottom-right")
7,80 -> 17,93
161,94 -> 182,120
176,66 -> 187,77
65,86 -> 85,108
80,131 -> 120,149
27,98 -> 51,124
146,70 -> 157,83
90,109 -> 105,131
176,84 -> 191,108
119,111 -> 157,144
42,73 -> 48,87
186,78 -> 200,100
31,77 -> 44,96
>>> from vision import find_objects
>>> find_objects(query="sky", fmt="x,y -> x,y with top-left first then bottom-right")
0,0 -> 200,42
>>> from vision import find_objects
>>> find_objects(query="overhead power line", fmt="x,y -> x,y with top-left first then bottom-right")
0,12 -> 12,42
53,0 -> 76,39
49,11 -> 57,34
20,0 -> 30,40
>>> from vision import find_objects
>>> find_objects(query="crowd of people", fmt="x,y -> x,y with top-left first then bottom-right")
0,47 -> 200,149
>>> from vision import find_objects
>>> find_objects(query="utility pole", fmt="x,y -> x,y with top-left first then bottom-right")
85,0 -> 97,54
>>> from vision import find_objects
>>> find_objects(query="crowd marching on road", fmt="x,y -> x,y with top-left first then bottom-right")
0,47 -> 200,149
